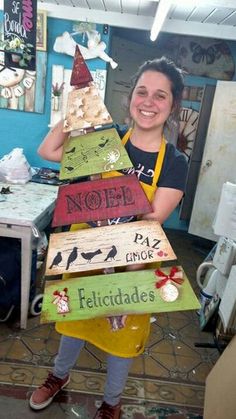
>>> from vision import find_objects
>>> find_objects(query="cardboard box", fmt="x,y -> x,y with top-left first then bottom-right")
204,335 -> 236,419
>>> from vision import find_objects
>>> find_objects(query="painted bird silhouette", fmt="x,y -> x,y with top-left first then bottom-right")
49,251 -> 62,269
104,245 -> 117,261
66,247 -> 78,270
81,249 -> 102,263
65,146 -> 76,154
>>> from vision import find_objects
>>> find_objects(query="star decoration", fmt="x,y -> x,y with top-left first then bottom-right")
75,98 -> 84,107
76,109 -> 84,118
101,111 -> 111,120
91,88 -> 99,97
69,107 -> 75,115
83,87 -> 90,93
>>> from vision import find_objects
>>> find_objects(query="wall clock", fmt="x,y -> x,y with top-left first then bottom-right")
177,107 -> 199,160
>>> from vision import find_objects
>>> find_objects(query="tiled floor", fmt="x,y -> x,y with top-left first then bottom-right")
0,228 -> 220,418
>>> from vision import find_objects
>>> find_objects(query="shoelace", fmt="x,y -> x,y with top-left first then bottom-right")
41,373 -> 62,390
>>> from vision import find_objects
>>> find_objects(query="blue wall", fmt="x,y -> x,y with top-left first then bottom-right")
1,10 -> 236,170
0,13 -> 110,169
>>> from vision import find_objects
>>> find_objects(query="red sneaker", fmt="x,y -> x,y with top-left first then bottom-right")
94,401 -> 122,419
29,371 -> 70,410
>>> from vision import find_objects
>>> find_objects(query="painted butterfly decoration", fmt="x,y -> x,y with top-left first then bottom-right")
177,36 -> 234,80
190,41 -> 228,65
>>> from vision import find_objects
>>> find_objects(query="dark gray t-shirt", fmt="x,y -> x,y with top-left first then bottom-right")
104,126 -> 188,225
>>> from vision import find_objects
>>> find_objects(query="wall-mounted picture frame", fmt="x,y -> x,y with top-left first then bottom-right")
37,10 -> 47,51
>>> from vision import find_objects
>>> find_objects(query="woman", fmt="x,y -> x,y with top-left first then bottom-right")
30,57 -> 188,418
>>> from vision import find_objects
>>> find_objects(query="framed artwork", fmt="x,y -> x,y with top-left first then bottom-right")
175,36 -> 235,81
37,10 -> 47,51
0,51 -> 47,113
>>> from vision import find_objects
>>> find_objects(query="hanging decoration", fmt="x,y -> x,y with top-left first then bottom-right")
53,30 -> 118,69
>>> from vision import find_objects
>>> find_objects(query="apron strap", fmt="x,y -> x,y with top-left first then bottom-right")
152,137 -> 166,187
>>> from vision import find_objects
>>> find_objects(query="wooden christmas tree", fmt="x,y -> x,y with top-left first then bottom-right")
41,46 -> 200,324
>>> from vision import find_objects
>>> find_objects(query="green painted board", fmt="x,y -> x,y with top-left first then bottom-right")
59,128 -> 133,180
40,266 -> 201,323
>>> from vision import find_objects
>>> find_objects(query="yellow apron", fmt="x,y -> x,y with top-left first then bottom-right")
56,130 -> 166,357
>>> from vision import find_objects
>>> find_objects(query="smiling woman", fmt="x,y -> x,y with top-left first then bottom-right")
30,56 -> 189,417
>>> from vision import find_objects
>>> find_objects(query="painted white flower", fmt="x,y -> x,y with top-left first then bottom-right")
9,38 -> 22,49
106,149 -> 120,163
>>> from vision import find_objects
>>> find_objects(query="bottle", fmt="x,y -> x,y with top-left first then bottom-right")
197,269 -> 217,315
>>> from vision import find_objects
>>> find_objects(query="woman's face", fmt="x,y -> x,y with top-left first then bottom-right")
129,70 -> 174,131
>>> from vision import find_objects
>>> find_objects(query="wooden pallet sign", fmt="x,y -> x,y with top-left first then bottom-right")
59,128 -> 133,180
40,266 -> 200,323
52,174 -> 152,227
45,220 -> 176,275
63,83 -> 113,132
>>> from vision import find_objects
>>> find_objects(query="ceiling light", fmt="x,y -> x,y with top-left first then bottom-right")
150,0 -> 172,42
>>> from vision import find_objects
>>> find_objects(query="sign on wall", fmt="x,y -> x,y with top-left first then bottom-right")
3,0 -> 37,70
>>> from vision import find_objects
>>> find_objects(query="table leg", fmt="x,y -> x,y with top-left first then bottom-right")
20,227 -> 33,329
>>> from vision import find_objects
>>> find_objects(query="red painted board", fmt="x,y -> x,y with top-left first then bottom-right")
52,174 -> 152,227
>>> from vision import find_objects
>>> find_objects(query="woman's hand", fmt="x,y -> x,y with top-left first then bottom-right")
142,187 -> 184,225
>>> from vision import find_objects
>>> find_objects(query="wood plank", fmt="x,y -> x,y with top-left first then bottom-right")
52,174 -> 152,227
63,83 -> 113,132
40,266 -> 200,323
34,51 -> 47,113
59,128 -> 133,180
45,220 -> 176,275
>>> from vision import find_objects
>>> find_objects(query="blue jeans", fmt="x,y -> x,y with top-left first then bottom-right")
53,335 -> 133,406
